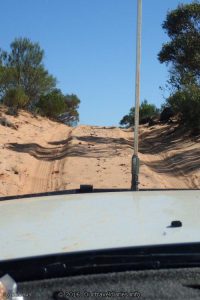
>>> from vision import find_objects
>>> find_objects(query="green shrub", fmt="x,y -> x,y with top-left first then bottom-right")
140,100 -> 160,124
3,87 -> 29,108
120,108 -> 135,128
37,89 -> 66,118
120,100 -> 159,128
167,85 -> 200,133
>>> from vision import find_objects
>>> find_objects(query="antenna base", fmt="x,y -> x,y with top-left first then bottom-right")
131,155 -> 140,191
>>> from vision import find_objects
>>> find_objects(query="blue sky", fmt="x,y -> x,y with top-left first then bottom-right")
1,0 -> 192,125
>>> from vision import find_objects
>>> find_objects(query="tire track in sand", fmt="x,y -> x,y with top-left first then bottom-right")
27,126 -> 73,194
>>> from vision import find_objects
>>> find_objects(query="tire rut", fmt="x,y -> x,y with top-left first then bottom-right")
28,126 -> 73,194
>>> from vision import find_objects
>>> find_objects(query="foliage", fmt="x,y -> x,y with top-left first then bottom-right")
120,107 -> 135,128
0,65 -> 17,98
0,38 -> 56,104
36,89 -> 66,118
158,2 -> 200,133
120,100 -> 159,128
158,2 -> 200,88
140,100 -> 160,123
160,106 -> 174,122
60,94 -> 80,126
37,90 -> 80,124
3,87 -> 29,108
0,38 -> 80,123
167,85 -> 200,133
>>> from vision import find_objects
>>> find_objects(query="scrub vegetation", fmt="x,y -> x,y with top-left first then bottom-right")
0,38 -> 80,126
121,2 -> 200,134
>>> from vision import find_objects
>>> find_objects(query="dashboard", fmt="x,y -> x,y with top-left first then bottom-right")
17,268 -> 200,300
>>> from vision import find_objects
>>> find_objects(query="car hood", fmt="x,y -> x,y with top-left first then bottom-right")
0,190 -> 199,261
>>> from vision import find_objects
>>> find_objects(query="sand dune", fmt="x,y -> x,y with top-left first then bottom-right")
0,108 -> 199,197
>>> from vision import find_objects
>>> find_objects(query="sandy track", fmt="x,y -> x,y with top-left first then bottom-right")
25,126 -> 73,194
27,124 -> 200,192
0,108 -> 199,196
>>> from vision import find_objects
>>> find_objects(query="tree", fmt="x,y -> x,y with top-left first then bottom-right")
120,100 -> 159,128
36,89 -> 66,118
3,87 -> 29,108
37,89 -> 80,124
158,2 -> 200,133
167,85 -> 200,133
60,94 -> 80,126
0,38 -> 81,123
0,38 -> 56,105
158,2 -> 200,88
0,66 -> 16,99
160,106 -> 174,122
120,107 -> 135,128
140,100 -> 159,123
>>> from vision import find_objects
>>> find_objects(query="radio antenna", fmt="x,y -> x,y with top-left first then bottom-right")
132,0 -> 142,191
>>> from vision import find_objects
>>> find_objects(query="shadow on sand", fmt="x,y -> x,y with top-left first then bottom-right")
6,135 -> 133,161
6,126 -> 200,176
139,125 -> 200,175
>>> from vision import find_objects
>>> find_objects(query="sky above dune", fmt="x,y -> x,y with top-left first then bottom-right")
1,0 -> 192,125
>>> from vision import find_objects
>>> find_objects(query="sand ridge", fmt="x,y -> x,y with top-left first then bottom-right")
0,108 -> 199,196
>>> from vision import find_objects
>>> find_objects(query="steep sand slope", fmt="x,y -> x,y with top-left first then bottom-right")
0,108 -> 199,196
59,124 -> 200,190
0,108 -> 71,196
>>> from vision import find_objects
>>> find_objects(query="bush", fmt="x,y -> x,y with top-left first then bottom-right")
140,100 -> 159,123
36,89 -> 66,118
59,94 -> 80,126
120,100 -> 159,128
160,107 -> 174,122
167,85 -> 200,133
3,87 -> 29,108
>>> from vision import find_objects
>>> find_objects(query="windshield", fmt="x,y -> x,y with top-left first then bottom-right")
0,1 -> 199,197
0,0 -> 200,266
